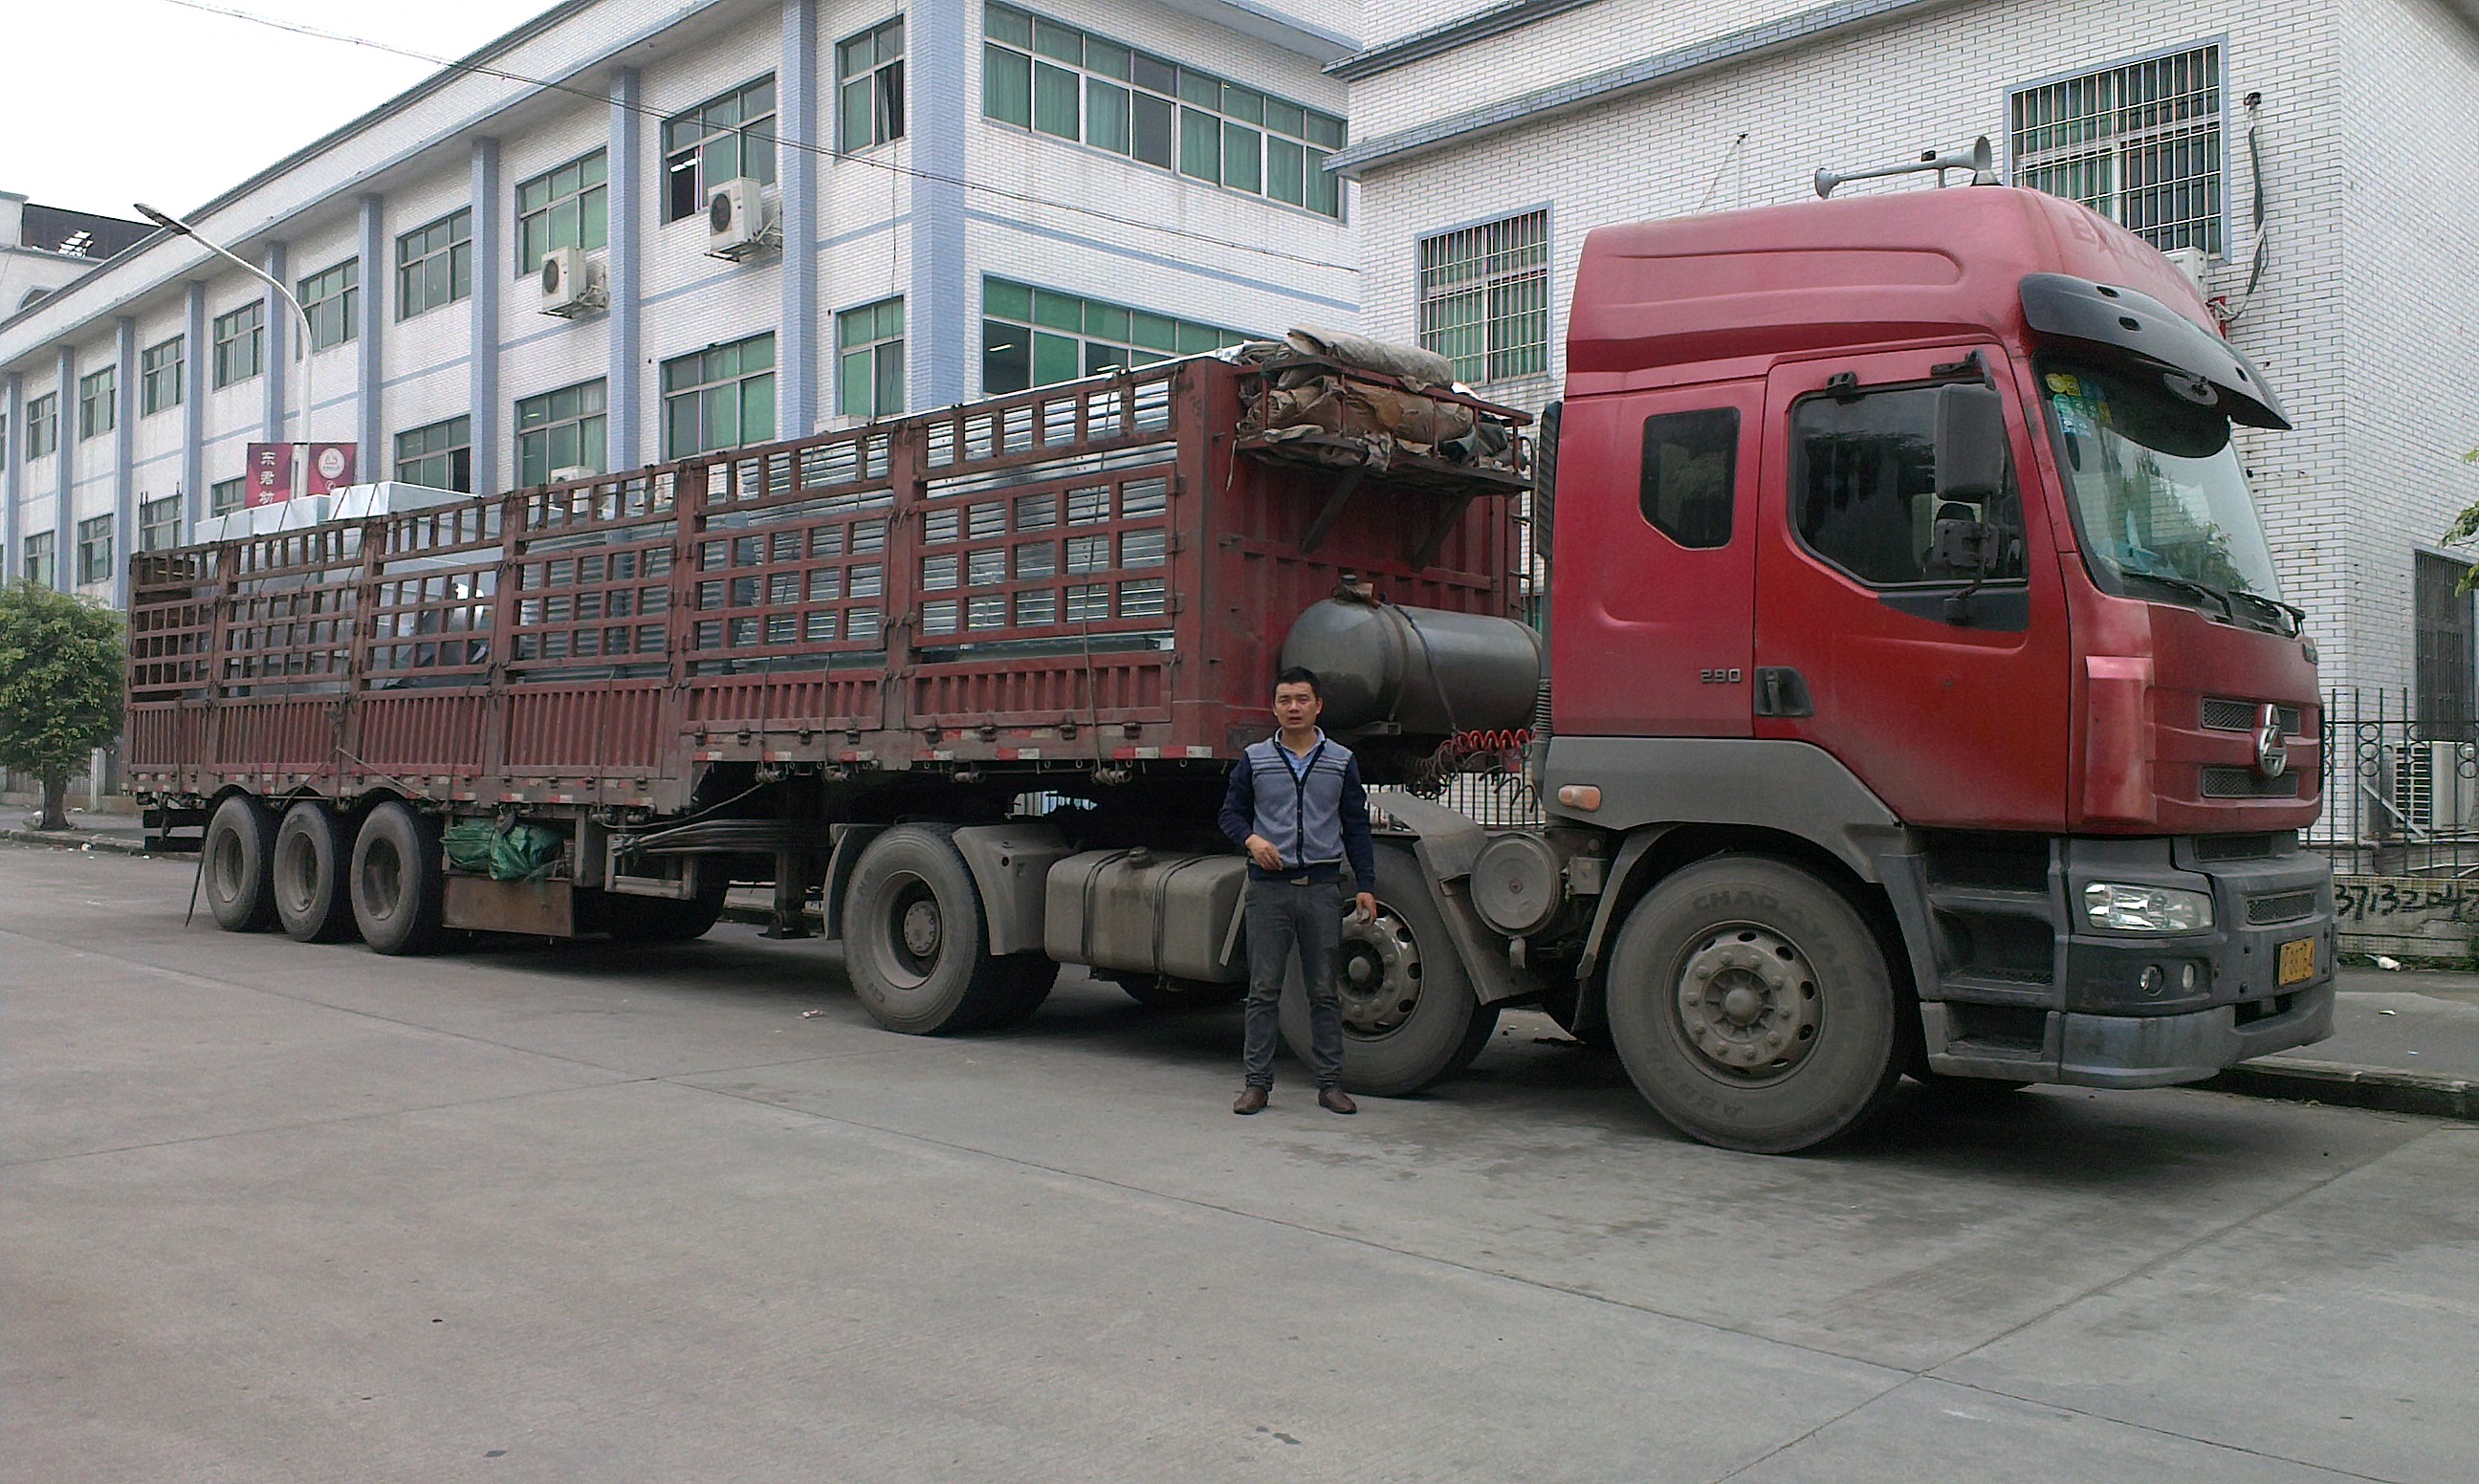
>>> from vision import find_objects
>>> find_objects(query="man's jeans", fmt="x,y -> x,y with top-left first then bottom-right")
1242,876 -> 1346,1089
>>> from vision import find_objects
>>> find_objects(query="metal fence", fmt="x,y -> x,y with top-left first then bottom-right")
2318,688 -> 2479,878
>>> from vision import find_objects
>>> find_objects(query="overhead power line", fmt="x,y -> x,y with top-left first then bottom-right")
151,0 -> 1362,275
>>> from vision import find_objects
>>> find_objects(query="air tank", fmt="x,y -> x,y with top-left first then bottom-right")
1281,597 -> 1543,738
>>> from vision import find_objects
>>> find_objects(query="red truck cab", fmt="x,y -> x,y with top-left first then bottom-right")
1541,186 -> 2334,1133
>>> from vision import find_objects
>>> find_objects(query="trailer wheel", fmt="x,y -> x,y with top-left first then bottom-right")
350,800 -> 448,956
1605,856 -> 1901,1153
273,801 -> 359,943
1280,842 -> 1498,1098
203,795 -> 279,932
843,825 -> 1032,1036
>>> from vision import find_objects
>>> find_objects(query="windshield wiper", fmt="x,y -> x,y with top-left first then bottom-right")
2118,569 -> 2236,621
2225,588 -> 2304,637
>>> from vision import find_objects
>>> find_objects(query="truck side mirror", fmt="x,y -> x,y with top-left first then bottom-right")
1933,383 -> 2007,500
1530,401 -> 1561,564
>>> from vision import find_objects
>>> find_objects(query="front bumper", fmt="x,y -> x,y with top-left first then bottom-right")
1913,834 -> 2337,1085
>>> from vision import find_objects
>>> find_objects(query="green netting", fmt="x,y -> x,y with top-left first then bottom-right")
442,820 -> 564,882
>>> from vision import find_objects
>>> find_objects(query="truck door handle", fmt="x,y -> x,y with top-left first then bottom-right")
1754,667 -> 1813,718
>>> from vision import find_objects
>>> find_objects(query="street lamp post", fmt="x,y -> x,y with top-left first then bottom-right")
134,203 -> 318,509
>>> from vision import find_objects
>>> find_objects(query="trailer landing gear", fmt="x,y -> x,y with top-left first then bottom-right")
1605,855 -> 1901,1153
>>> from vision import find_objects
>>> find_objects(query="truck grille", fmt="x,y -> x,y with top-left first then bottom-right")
2204,698 -> 2302,733
2194,833 -> 2284,862
2202,767 -> 2301,798
2246,890 -> 2317,926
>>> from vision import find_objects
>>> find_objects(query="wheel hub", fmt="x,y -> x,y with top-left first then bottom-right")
900,899 -> 943,958
1676,927 -> 1822,1080
1335,907 -> 1421,1037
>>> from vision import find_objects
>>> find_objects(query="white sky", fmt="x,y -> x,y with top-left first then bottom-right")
9,0 -> 551,222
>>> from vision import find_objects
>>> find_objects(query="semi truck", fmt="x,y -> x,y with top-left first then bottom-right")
128,183 -> 2336,1152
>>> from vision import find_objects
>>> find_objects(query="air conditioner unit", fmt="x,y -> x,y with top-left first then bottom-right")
2162,246 -> 2211,298
548,465 -> 596,484
538,247 -> 605,317
2393,740 -> 2479,833
707,178 -> 774,260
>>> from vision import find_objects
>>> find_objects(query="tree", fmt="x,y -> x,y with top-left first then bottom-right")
2450,449 -> 2479,593
0,580 -> 124,831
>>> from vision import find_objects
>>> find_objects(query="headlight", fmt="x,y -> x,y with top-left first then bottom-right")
2082,882 -> 2214,933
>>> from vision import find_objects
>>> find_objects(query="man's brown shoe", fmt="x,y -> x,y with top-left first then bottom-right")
1318,1086 -> 1358,1115
1233,1086 -> 1268,1115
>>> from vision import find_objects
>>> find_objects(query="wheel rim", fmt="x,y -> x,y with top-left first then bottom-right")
1672,923 -> 1823,1083
360,836 -> 404,923
1335,905 -> 1422,1038
879,873 -> 942,987
210,827 -> 246,903
276,829 -> 316,915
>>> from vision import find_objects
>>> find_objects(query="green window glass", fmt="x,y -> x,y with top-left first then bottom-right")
141,337 -> 184,416
837,297 -> 906,421
984,45 -> 1032,126
663,77 -> 778,222
1222,122 -> 1261,193
1266,138 -> 1305,206
1086,78 -> 1130,153
77,367 -> 116,441
838,17 -> 906,153
1034,61 -> 1079,138
298,259 -> 359,349
396,209 -> 472,319
211,303 -> 264,386
981,278 -> 1256,395
516,380 -> 608,487
394,415 -> 473,491
515,150 -> 607,274
1178,108 -> 1218,182
662,334 -> 777,458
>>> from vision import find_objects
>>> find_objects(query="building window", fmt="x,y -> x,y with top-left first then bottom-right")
982,4 -> 1345,218
23,531 -> 55,588
77,367 -> 116,441
142,336 -> 184,415
396,415 -> 473,491
77,514 -> 114,585
299,259 -> 359,350
982,278 -> 1252,395
516,149 -> 608,275
397,209 -> 473,319
839,18 -> 906,153
665,76 -> 778,222
140,494 -> 183,553
26,393 -> 57,458
2417,551 -> 2475,732
1418,211 -> 1548,385
210,476 -> 247,514
516,380 -> 608,487
838,298 -> 906,420
213,301 -> 266,387
2010,45 -> 2223,254
662,335 -> 776,457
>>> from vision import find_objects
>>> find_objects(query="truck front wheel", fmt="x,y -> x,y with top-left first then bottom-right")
1280,842 -> 1499,1098
350,800 -> 448,956
844,825 -> 1042,1036
1605,856 -> 1901,1153
203,795 -> 279,932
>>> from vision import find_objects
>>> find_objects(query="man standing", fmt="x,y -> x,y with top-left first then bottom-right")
1219,666 -> 1378,1115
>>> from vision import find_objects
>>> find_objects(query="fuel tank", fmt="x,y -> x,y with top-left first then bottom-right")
1282,598 -> 1543,738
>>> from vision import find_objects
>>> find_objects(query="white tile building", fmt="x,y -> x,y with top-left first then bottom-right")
0,0 -> 1360,610
1327,0 -> 2479,709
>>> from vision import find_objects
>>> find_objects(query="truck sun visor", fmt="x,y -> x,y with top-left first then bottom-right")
2018,273 -> 2290,430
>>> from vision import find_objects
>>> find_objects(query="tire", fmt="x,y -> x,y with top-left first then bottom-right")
272,800 -> 359,943
842,824 -> 1035,1036
1279,843 -> 1500,1098
202,795 -> 279,932
349,800 -> 448,956
1605,856 -> 1902,1153
600,870 -> 732,944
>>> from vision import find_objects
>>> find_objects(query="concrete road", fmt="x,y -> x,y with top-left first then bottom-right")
5,846 -> 2473,1484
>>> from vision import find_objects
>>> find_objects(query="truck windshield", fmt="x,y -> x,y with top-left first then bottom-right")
2039,356 -> 2288,623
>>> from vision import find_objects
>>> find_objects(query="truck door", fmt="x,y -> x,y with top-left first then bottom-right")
1551,382 -> 1763,738
1753,346 -> 2071,828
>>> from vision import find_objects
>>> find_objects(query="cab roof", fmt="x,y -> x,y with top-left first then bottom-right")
1566,186 -> 2213,392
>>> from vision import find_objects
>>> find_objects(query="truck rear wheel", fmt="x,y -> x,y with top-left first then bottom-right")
203,795 -> 279,932
350,800 -> 448,956
1605,855 -> 1901,1152
844,825 -> 1038,1036
1280,843 -> 1499,1098
273,801 -> 359,943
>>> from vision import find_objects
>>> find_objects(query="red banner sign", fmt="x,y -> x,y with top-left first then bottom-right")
244,442 -> 294,507
306,442 -> 358,496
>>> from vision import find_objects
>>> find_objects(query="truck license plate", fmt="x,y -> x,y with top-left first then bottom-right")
2277,937 -> 2316,986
